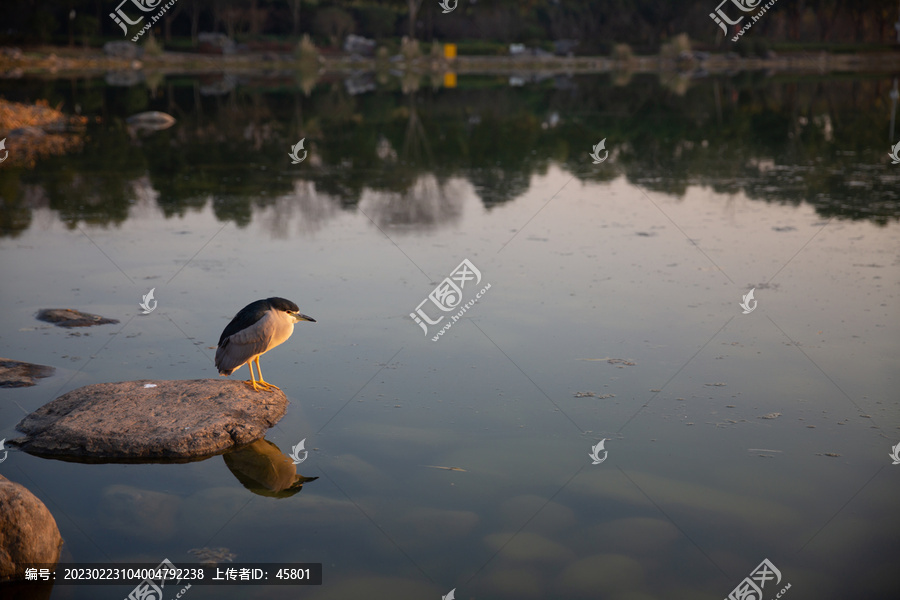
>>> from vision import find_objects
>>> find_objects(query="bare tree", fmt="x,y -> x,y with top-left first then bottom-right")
287,0 -> 302,35
408,0 -> 422,39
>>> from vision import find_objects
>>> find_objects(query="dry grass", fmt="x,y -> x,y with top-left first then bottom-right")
0,99 -> 87,168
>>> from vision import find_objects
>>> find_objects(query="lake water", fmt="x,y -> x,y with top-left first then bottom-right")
0,70 -> 898,599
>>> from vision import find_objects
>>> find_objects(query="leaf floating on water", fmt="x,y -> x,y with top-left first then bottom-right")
426,465 -> 466,472
578,357 -> 636,366
705,382 -> 727,387
748,449 -> 782,453
758,412 -> 782,419
189,547 -> 236,565
816,453 -> 841,457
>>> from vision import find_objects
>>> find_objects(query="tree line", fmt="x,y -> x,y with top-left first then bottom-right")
1,0 -> 896,53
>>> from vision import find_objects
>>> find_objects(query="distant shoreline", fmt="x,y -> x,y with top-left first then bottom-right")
2,46 -> 898,77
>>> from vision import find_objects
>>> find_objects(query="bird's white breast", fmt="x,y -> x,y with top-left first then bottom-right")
268,310 -> 295,349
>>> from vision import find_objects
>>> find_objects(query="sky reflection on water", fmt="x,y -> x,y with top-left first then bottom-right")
0,72 -> 898,599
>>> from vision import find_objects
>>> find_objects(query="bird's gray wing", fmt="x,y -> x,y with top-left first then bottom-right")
218,298 -> 270,345
215,311 -> 276,373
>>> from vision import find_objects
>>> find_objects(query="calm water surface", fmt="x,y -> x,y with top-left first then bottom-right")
0,71 -> 898,599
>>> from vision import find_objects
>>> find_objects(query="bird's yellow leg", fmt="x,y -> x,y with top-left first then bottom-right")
242,358 -> 266,392
254,356 -> 280,391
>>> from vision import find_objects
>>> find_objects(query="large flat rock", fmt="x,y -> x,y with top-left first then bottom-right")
12,380 -> 287,462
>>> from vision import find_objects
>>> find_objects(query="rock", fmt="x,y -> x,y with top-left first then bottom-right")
11,380 -> 288,462
344,73 -> 376,96
199,75 -> 236,96
553,39 -> 579,56
36,308 -> 118,328
103,41 -> 144,59
0,475 -> 64,582
125,111 -> 175,132
0,358 -> 55,388
105,70 -> 145,87
198,32 -> 236,55
344,34 -> 376,57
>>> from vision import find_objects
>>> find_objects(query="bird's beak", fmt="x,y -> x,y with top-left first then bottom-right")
294,312 -> 316,323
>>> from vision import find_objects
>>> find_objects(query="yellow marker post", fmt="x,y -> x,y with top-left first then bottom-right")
443,72 -> 457,88
444,43 -> 457,60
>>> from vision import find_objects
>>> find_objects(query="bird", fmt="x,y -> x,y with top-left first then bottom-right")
215,297 -> 315,392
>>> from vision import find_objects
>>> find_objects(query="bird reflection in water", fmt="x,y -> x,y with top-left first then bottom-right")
223,438 -> 318,498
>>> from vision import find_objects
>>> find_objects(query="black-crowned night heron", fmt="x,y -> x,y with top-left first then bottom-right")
215,297 -> 316,392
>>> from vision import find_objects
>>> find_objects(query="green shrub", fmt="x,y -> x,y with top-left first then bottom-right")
313,7 -> 355,48
294,33 -> 318,61
612,43 -> 634,62
660,33 -> 690,59
74,15 -> 99,48
144,32 -> 163,56
31,9 -> 58,43
355,6 -> 397,39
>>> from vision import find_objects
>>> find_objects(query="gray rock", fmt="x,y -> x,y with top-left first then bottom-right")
11,380 -> 288,462
198,32 -> 236,54
103,41 -> 144,59
0,475 -> 64,582
105,70 -> 145,87
126,111 -> 176,132
0,358 -> 55,388
344,34 -> 376,57
36,308 -> 119,328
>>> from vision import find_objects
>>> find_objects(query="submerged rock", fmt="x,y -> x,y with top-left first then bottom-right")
188,547 -> 236,566
36,308 -> 119,328
126,111 -> 175,132
0,358 -> 55,388
11,379 -> 287,462
0,474 -> 64,582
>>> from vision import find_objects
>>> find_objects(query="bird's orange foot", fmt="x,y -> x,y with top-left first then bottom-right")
242,380 -> 270,392
257,380 -> 281,391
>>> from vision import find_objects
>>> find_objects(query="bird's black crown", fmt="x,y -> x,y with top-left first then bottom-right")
267,297 -> 300,312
